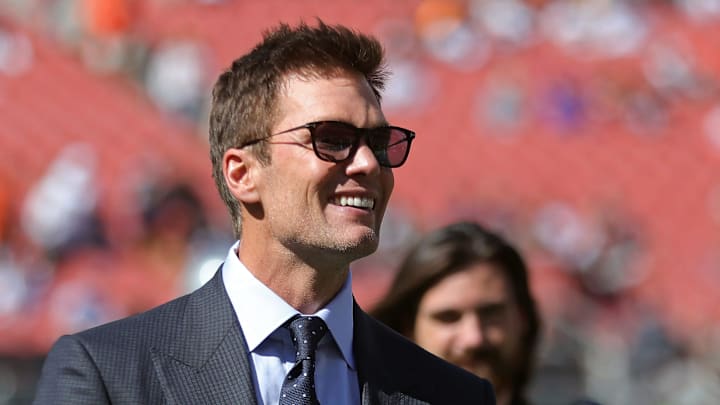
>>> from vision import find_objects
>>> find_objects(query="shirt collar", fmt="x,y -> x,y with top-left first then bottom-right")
222,242 -> 356,369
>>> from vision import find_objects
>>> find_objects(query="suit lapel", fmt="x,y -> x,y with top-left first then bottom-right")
151,269 -> 258,405
354,302 -> 429,405
150,275 -> 431,404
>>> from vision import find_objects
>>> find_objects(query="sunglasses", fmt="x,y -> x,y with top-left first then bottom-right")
241,121 -> 415,168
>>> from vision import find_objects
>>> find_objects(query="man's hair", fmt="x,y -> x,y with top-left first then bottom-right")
209,20 -> 388,237
372,221 -> 541,397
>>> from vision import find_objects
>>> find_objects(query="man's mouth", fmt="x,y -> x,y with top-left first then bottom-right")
331,195 -> 375,210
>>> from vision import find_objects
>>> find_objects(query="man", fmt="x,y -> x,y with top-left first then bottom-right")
34,21 -> 495,404
373,221 -> 541,405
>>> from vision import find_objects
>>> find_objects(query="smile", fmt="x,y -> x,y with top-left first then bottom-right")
331,195 -> 375,210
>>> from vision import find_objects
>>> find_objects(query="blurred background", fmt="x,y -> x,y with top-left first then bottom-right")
0,0 -> 719,403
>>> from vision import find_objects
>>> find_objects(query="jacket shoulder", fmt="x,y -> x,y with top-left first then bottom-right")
77,290 -> 192,347
77,267 -> 228,348
356,309 -> 496,404
35,293 -> 195,405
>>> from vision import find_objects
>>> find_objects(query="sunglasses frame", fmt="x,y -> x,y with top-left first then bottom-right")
240,120 -> 415,168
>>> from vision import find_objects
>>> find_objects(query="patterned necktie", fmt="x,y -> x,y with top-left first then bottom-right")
279,316 -> 327,405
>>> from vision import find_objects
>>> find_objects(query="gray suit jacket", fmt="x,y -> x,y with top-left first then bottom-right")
34,270 -> 495,404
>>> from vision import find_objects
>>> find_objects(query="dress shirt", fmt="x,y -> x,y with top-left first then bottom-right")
222,242 -> 361,405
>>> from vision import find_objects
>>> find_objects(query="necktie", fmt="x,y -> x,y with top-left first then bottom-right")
279,316 -> 327,405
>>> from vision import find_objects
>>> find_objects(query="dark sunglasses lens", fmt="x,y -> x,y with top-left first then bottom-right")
312,122 -> 412,167
369,128 -> 411,167
312,123 -> 356,161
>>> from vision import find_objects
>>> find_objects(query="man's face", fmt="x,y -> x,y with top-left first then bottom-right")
413,263 -> 526,396
254,72 -> 394,264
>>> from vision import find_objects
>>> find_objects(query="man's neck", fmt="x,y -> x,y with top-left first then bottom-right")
236,236 -> 350,314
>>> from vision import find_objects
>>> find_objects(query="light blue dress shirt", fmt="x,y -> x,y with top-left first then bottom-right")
222,242 -> 361,405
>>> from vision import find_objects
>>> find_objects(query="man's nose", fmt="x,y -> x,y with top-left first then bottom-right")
346,139 -> 381,175
457,315 -> 486,349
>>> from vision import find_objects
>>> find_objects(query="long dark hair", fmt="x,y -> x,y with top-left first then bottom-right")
372,221 -> 541,395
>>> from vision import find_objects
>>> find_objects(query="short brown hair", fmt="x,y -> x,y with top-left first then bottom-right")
208,20 -> 388,237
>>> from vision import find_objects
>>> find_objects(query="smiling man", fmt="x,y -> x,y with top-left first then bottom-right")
34,21 -> 495,404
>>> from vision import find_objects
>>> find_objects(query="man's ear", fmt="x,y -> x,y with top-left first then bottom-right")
223,148 -> 261,204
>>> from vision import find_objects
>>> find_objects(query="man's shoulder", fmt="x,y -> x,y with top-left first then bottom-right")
75,270 -> 226,346
35,289 -> 203,404
366,315 -> 490,382
356,310 -> 495,403
72,290 -> 193,350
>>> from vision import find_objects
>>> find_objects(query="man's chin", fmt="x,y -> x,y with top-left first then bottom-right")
454,361 -> 491,378
459,362 -> 493,379
340,226 -> 379,249
462,363 -> 510,396
342,233 -> 379,259
314,231 -> 378,263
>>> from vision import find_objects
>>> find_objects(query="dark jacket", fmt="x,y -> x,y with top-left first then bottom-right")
34,269 -> 495,404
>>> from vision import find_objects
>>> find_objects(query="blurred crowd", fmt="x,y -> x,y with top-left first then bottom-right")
1,0 -> 719,404
0,143 -> 231,348
0,149 -> 232,402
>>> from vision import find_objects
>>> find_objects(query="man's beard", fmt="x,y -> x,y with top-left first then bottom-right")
449,348 -> 515,395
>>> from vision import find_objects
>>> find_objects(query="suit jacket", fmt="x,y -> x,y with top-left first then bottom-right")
34,269 -> 495,404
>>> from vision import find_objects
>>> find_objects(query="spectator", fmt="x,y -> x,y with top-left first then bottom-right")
373,221 -> 540,405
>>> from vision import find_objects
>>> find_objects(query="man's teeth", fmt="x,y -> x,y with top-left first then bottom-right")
334,196 -> 375,209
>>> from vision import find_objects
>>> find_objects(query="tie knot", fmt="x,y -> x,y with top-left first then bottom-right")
287,316 -> 327,360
